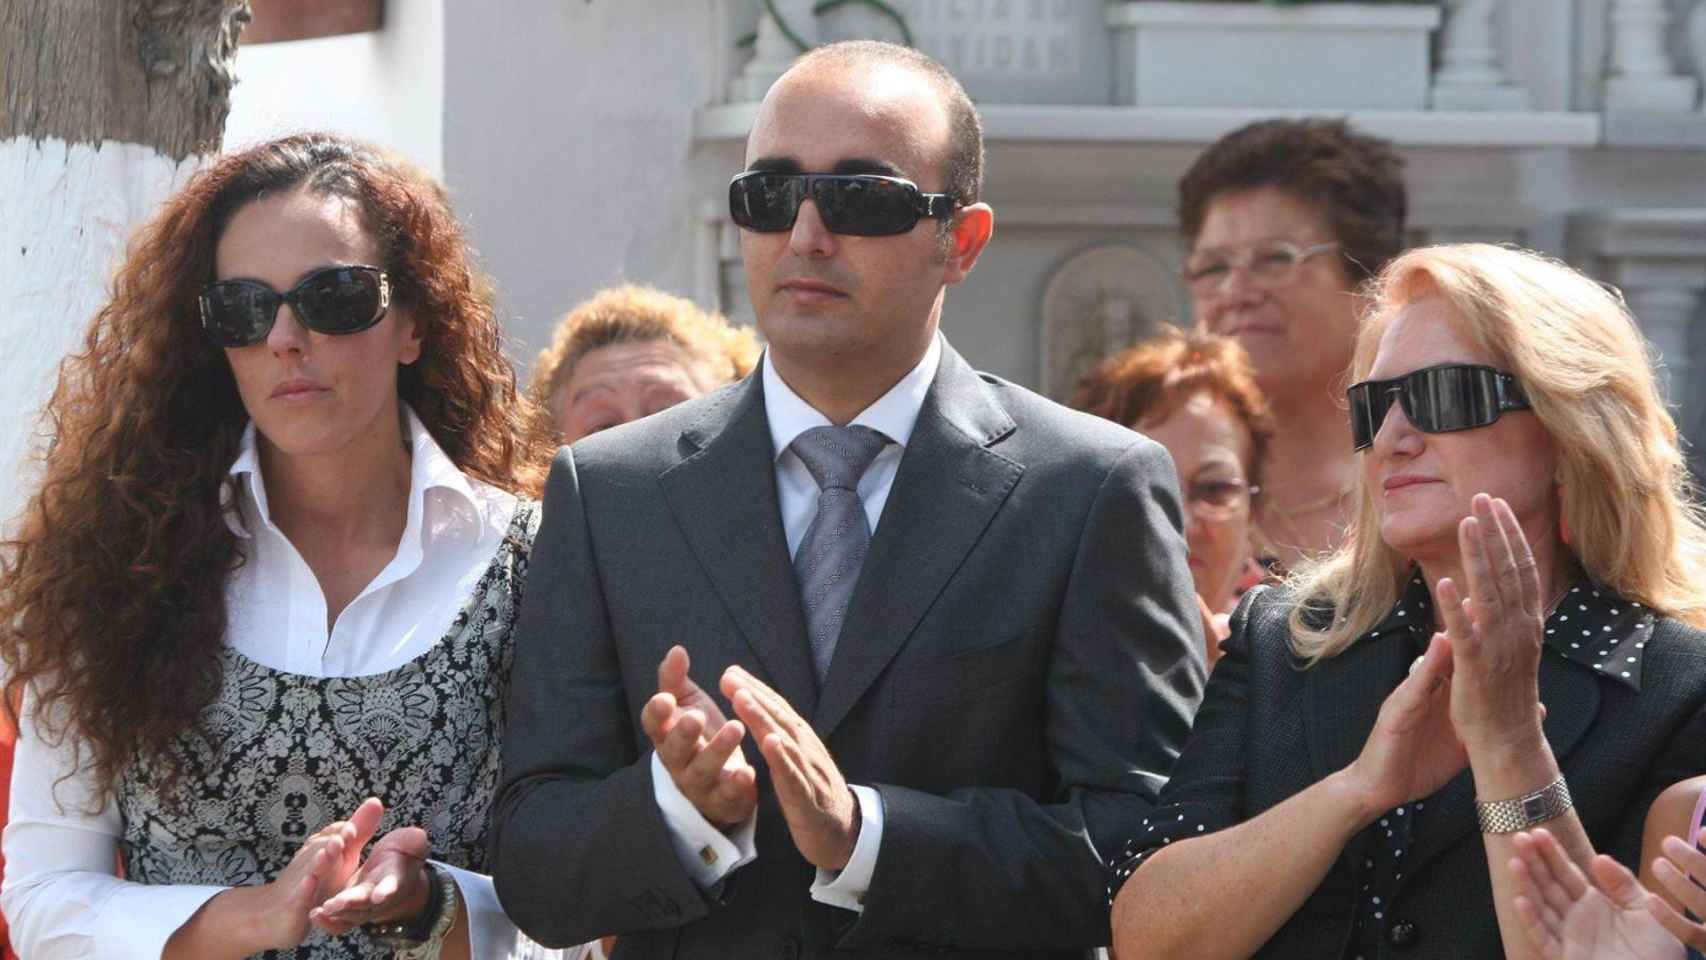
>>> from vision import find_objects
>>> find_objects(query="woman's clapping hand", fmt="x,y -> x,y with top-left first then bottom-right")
1440,494 -> 1550,760
251,797 -> 385,950
1510,827 -> 1688,960
310,819 -> 436,934
1344,630 -> 1467,819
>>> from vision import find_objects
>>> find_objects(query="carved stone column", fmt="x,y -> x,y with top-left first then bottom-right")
1578,210 -> 1706,439
1603,0 -> 1699,111
1691,0 -> 1706,115
728,0 -> 818,103
1431,0 -> 1526,110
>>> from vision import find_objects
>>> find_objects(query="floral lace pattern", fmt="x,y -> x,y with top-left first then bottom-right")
117,502 -> 538,958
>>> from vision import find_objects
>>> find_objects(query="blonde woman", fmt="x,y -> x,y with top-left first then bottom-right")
1107,244 -> 1706,959
529,285 -> 760,443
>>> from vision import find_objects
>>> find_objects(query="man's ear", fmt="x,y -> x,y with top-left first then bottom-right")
942,203 -> 994,285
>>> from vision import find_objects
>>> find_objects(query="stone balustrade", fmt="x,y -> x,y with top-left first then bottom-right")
691,0 -> 1705,421
717,1 -> 1706,123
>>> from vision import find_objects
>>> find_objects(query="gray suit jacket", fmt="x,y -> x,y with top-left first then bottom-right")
491,343 -> 1206,959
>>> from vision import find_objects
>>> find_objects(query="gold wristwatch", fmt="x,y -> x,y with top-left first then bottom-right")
366,862 -> 459,959
1475,775 -> 1573,834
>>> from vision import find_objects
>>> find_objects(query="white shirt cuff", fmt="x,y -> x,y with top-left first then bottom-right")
650,751 -> 757,889
411,864 -> 606,959
93,882 -> 226,960
434,861 -> 514,959
809,783 -> 883,913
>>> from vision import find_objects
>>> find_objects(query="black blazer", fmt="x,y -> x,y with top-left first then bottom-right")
490,343 -> 1206,959
1135,583 -> 1706,959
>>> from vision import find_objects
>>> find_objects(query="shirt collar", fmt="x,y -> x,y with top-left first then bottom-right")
222,405 -> 485,540
761,332 -> 942,461
1362,568 -> 1653,691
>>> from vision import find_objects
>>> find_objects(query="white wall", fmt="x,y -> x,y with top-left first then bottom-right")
224,0 -> 445,175
441,2 -> 720,374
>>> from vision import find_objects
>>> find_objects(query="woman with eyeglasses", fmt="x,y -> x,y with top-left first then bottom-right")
1179,119 -> 1408,570
1107,244 -> 1706,959
1071,325 -> 1273,665
0,134 -> 594,958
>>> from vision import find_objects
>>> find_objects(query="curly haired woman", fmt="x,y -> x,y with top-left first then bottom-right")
0,133 -> 590,959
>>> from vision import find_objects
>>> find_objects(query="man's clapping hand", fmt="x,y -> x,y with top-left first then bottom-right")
642,645 -> 759,828
722,665 -> 860,872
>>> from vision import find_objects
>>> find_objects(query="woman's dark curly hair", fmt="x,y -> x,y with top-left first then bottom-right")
0,133 -> 554,808
1177,118 -> 1408,286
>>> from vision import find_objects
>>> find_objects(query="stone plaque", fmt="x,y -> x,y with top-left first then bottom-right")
817,0 -> 1114,105
1039,242 -> 1188,401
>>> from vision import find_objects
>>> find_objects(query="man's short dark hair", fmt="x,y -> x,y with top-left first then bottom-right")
793,40 -> 984,209
1177,119 -> 1407,284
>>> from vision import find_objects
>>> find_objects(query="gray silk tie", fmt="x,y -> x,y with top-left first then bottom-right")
791,424 -> 889,684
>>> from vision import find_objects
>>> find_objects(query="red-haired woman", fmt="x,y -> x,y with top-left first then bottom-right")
0,134 -> 587,959
1073,325 -> 1274,664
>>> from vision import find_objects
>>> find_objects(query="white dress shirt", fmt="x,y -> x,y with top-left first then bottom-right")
2,408 -> 591,960
652,334 -> 942,913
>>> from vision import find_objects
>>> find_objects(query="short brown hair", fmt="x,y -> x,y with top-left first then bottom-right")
1177,119 -> 1407,285
792,40 -> 984,208
1070,325 -> 1275,490
529,284 -> 761,407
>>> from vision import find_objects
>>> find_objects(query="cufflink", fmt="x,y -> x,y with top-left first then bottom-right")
700,845 -> 719,866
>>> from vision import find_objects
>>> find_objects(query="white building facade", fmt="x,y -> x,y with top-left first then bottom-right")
28,0 -> 1706,514
432,1 -> 1706,428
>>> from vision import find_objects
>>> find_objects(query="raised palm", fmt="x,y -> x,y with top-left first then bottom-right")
1552,887 -> 1680,960
1512,830 -> 1685,960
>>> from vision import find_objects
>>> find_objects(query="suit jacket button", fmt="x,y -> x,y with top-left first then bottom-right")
779,936 -> 802,960
1387,919 -> 1418,948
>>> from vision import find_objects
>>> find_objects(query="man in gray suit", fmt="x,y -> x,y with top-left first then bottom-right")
491,41 -> 1205,958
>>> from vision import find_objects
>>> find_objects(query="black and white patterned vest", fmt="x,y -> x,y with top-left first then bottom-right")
116,502 -> 538,958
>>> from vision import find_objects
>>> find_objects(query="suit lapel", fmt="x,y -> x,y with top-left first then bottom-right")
812,346 -> 1023,739
658,375 -> 818,714
1406,650 -> 1601,871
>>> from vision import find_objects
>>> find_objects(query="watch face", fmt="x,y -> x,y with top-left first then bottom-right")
1522,794 -> 1549,821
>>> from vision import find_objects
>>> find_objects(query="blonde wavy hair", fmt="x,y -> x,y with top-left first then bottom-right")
528,284 -> 760,412
1288,243 -> 1706,662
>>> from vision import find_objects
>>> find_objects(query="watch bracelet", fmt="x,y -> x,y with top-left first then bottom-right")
1475,774 -> 1573,834
366,862 -> 458,956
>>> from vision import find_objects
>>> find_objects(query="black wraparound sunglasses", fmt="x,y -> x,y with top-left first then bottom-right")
728,171 -> 957,237
1348,363 -> 1531,451
198,265 -> 391,348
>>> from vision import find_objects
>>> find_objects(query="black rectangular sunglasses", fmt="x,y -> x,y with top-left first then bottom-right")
199,265 -> 391,348
1347,363 -> 1531,451
728,171 -> 956,237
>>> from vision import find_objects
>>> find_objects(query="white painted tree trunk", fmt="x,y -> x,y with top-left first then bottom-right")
0,0 -> 246,530
0,141 -> 200,528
